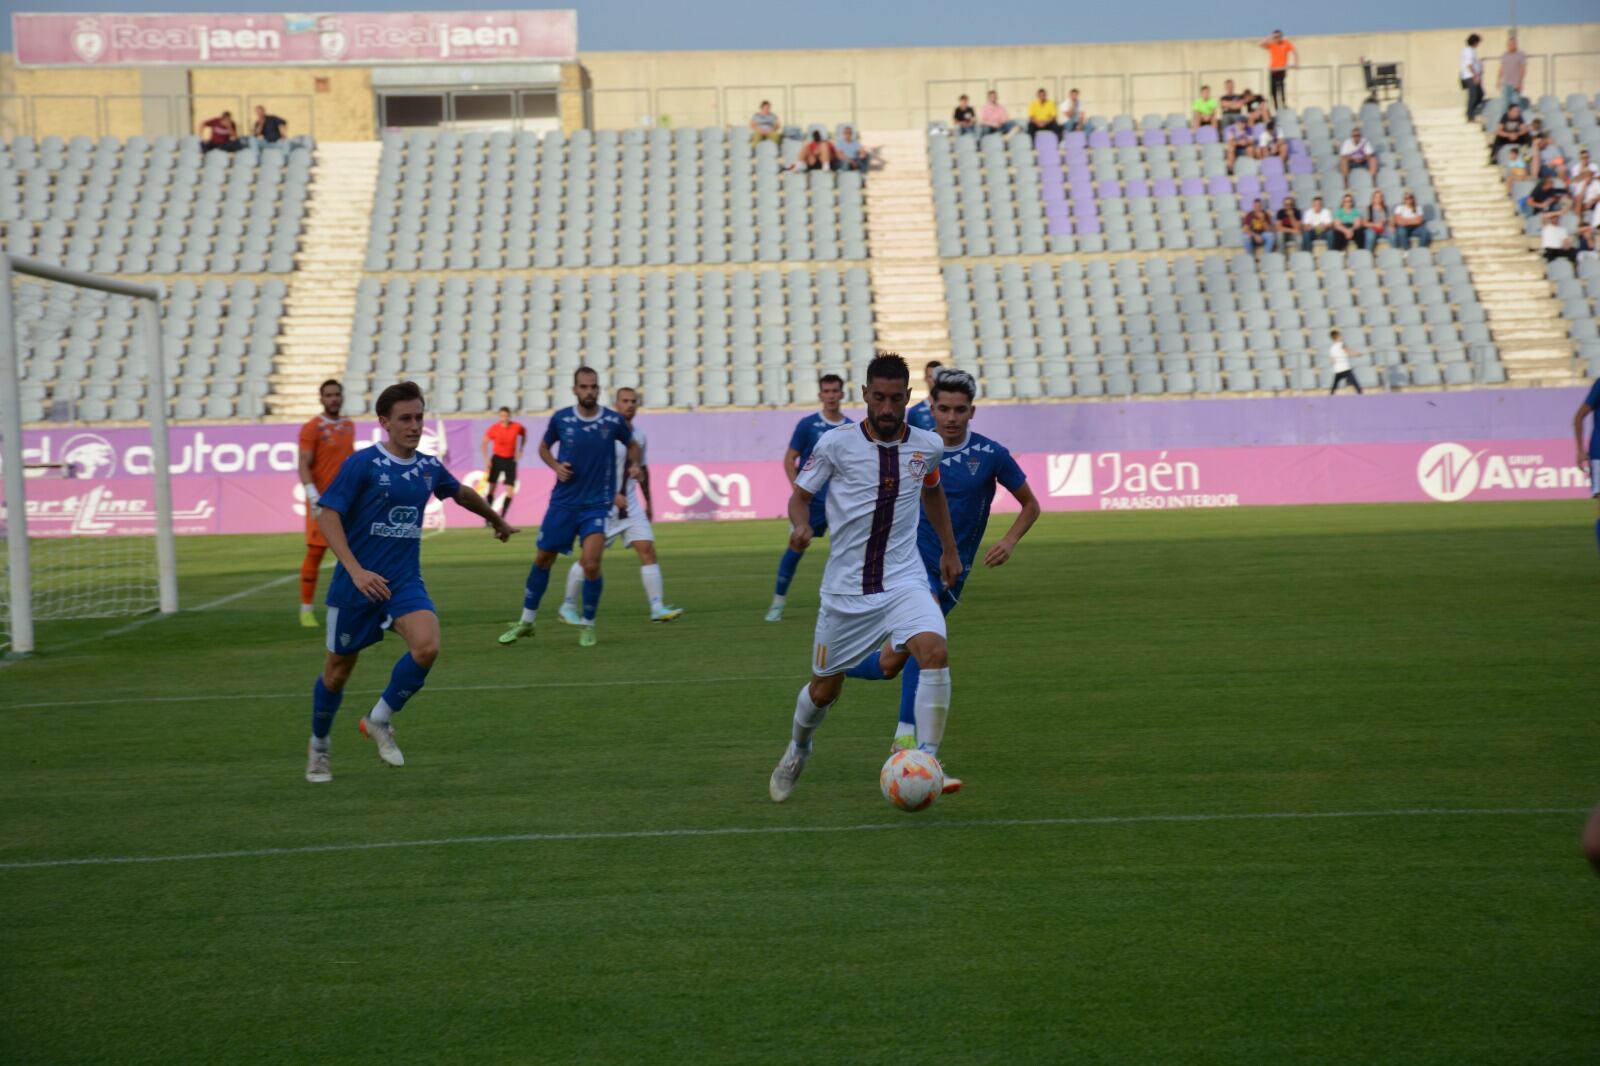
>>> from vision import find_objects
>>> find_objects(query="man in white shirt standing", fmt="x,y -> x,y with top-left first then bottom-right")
1328,329 -> 1363,394
1461,33 -> 1485,122
768,353 -> 963,803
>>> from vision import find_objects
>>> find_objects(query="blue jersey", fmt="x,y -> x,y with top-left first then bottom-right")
907,400 -> 935,432
789,411 -> 853,494
544,406 -> 634,511
918,431 -> 1027,572
320,444 -> 461,608
1587,379 -> 1600,459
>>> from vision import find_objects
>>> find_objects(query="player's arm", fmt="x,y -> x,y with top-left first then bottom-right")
1576,401 -> 1594,471
920,480 -> 963,589
515,426 -> 526,462
297,430 -> 321,515
540,438 -> 572,481
315,506 -> 390,603
639,462 -> 652,520
787,484 -> 816,552
783,447 -> 802,486
481,430 -> 491,468
983,482 -> 1042,568
452,483 -> 516,542
625,439 -> 643,482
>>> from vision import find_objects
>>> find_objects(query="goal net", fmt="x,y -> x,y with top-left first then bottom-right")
1,255 -> 177,656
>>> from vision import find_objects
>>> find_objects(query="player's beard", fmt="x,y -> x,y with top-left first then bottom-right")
871,410 -> 903,440
577,397 -> 599,414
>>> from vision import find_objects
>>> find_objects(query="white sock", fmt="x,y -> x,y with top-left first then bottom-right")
563,561 -> 583,607
299,603 -> 314,614
791,683 -> 832,748
369,697 -> 395,726
520,607 -> 537,624
640,563 -> 664,608
310,733 -> 329,753
914,667 -> 951,756
771,593 -> 787,607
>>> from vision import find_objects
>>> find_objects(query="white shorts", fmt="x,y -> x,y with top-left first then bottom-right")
810,585 -> 947,677
1591,459 -> 1600,498
605,507 -> 654,547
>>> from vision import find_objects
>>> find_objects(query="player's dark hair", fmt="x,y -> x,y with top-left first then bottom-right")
930,368 -> 977,403
615,386 -> 637,398
925,360 -> 943,371
318,378 -> 342,393
818,373 -> 844,388
574,366 -> 598,384
498,406 -> 511,414
1466,33 -> 1481,46
1331,329 -> 1341,339
375,380 -> 424,418
865,352 -> 910,386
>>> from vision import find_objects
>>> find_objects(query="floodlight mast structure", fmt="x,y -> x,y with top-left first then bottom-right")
0,253 -> 177,655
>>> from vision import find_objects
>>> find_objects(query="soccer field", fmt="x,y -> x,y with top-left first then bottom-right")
2,502 -> 1595,1063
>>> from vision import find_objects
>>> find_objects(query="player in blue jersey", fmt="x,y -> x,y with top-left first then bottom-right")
1573,376 -> 1600,557
845,368 -> 1041,753
305,381 -> 515,783
499,367 -> 640,648
906,360 -> 942,432
765,374 -> 853,621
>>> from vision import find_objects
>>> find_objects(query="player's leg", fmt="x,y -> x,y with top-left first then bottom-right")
358,607 -> 440,767
632,538 -> 682,621
1591,465 -> 1600,556
559,559 -> 585,625
483,462 -> 503,508
770,672 -> 844,803
307,646 -> 357,782
299,544 -> 326,627
771,595 -> 875,802
498,462 -> 517,518
768,495 -> 828,621
503,504 -> 574,642
1584,805 -> 1600,874
577,529 -> 606,645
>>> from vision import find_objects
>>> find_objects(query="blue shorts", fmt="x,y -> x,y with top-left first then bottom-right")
537,503 -> 610,554
924,564 -> 968,616
809,492 -> 830,538
325,577 -> 434,656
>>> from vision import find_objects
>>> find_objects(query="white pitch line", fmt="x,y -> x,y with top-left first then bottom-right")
9,673 -> 801,710
0,807 -> 1583,872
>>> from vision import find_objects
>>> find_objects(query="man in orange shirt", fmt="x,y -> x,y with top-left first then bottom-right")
481,406 -> 527,519
297,379 -> 356,628
1261,29 -> 1298,111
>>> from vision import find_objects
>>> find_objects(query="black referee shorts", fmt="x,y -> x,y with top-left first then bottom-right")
488,455 -> 518,487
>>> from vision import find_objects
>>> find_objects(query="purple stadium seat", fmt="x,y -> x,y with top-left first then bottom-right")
1034,130 -> 1060,155
1195,126 -> 1219,145
1125,178 -> 1150,198
1237,174 -> 1261,199
1112,129 -> 1138,148
1206,175 -> 1232,196
1289,155 -> 1314,175
1151,177 -> 1178,197
1264,175 -> 1289,196
1088,130 -> 1111,149
1096,179 -> 1121,199
1046,204 -> 1071,224
1074,216 -> 1102,236
1043,185 -> 1067,205
1169,127 -> 1195,146
1181,177 -> 1206,196
1141,128 -> 1165,148
1047,217 -> 1074,236
1063,130 -> 1087,151
1287,138 -> 1307,156
1261,156 -> 1285,178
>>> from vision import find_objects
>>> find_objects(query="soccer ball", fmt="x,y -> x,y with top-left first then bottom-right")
880,749 -> 943,812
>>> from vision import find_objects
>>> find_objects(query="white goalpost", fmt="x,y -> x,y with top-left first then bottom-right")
0,253 -> 178,656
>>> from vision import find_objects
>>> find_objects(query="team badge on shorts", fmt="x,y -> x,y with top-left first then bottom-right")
909,452 -> 927,478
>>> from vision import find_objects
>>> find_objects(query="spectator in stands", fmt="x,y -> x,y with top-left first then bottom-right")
835,127 -> 866,171
1060,89 -> 1085,133
1330,192 -> 1363,250
1243,88 -> 1271,124
1027,88 -> 1062,142
1218,80 -> 1247,127
1362,190 -> 1392,250
1542,211 -> 1577,262
1224,118 -> 1254,173
1578,200 -> 1600,256
1339,126 -> 1379,185
1241,198 -> 1277,254
1301,195 -> 1333,250
1192,85 -> 1220,130
1497,36 -> 1527,109
1570,159 -> 1600,216
797,130 -> 840,171
1487,103 -> 1531,165
251,105 -> 288,149
1251,120 -> 1289,166
953,95 -> 976,135
199,111 -> 243,153
1392,191 -> 1432,249
749,101 -> 782,144
1529,134 -> 1565,181
1328,329 -> 1363,394
1569,150 -> 1596,191
1260,30 -> 1298,111
1276,195 -> 1304,249
1523,176 -> 1565,216
1461,33 -> 1485,122
1502,146 -> 1531,196
978,91 -> 1015,137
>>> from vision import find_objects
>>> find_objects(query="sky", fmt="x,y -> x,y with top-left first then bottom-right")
0,0 -> 1591,54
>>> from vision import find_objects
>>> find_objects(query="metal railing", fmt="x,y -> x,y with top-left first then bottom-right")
18,91 -> 320,140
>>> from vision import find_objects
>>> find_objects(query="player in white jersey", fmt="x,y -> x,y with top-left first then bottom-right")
558,386 -> 683,623
768,353 -> 963,803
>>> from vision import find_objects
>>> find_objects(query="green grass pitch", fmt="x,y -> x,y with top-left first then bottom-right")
2,502 -> 1596,1063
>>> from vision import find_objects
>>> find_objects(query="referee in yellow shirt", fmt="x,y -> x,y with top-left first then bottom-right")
1027,88 -> 1061,141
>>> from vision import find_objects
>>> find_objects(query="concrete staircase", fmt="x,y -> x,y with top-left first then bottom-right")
1412,108 -> 1579,385
269,141 -> 382,419
863,130 -> 949,376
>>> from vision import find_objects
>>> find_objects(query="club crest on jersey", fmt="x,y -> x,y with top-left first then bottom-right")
909,452 -> 928,478
378,472 -> 391,486
801,454 -> 818,471
967,458 -> 981,475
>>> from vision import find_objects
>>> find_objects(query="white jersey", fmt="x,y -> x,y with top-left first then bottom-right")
612,425 -> 646,514
796,421 -> 945,598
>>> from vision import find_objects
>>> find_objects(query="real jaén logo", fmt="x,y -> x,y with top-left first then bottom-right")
70,18 -> 107,63
1046,454 -> 1094,497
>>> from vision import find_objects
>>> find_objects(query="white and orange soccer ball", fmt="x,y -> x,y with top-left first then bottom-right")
879,749 -> 944,812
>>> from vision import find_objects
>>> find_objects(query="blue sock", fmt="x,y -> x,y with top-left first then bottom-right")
379,652 -> 430,716
582,576 -> 603,621
523,562 -> 552,611
845,650 -> 885,680
896,657 -> 921,735
311,676 -> 343,750
774,548 -> 804,597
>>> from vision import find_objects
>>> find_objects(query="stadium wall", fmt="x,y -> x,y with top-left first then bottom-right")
17,388 -> 1590,537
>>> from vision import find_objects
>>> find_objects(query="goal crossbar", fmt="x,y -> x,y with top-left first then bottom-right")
1,254 -> 178,655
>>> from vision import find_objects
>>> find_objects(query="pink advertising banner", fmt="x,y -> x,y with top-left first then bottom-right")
12,11 -> 577,67
9,416 -> 1592,539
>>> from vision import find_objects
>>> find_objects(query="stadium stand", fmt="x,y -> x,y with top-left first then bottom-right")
12,276 -> 284,421
1488,92 -> 1600,231
0,134 -> 311,274
931,102 -> 1446,256
943,247 -> 1504,397
362,127 -> 869,272
342,266 -> 878,413
1545,257 -> 1600,372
